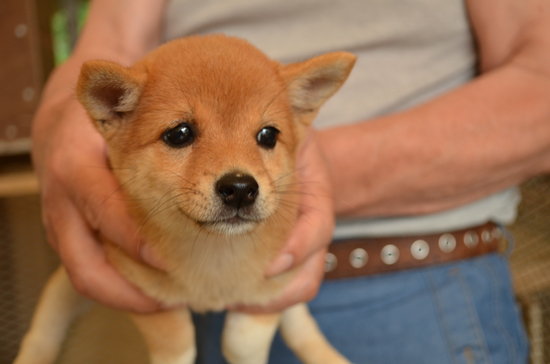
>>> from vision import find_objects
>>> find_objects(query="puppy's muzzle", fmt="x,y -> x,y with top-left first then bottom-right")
216,173 -> 259,209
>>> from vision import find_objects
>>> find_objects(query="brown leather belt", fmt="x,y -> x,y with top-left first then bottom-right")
324,222 -> 503,280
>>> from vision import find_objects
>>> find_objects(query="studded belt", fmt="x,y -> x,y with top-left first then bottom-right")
324,222 -> 503,279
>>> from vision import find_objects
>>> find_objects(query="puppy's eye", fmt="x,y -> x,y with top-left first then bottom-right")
162,123 -> 194,148
257,127 -> 279,149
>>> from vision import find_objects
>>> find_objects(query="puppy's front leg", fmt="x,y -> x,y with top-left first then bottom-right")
222,311 -> 281,364
131,307 -> 195,364
14,267 -> 91,364
281,303 -> 352,364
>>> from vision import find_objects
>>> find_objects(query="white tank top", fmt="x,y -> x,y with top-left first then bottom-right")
163,0 -> 519,237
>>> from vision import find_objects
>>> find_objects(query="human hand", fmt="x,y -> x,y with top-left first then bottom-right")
232,129 -> 335,314
33,92 -> 164,313
26,0 -> 173,313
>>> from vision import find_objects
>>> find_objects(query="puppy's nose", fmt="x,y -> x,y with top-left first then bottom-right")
216,173 -> 259,209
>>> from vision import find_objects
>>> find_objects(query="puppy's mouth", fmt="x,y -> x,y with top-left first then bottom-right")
182,208 -> 263,236
215,215 -> 253,225
198,217 -> 261,236
199,214 -> 257,226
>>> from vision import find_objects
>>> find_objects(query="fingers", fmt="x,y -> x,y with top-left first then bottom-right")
68,154 -> 150,264
266,130 -> 335,277
48,127 -> 166,270
233,248 -> 327,314
52,197 -> 162,313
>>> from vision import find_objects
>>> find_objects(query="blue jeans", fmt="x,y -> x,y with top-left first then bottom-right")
193,253 -> 528,364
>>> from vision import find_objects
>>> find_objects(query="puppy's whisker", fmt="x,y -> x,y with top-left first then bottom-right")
140,191 -> 180,221
248,233 -> 258,252
279,198 -> 327,215
277,191 -> 332,200
277,178 -> 324,186
168,170 -> 197,187
157,207 -> 183,247
196,232 -> 213,272
276,201 -> 316,228
137,201 -> 182,245
190,223 -> 204,257
146,196 -> 188,221
85,166 -> 137,171
274,169 -> 300,184
273,205 -> 299,222
96,175 -> 138,210
135,191 -> 185,236
180,204 -> 200,233
271,206 -> 294,227
275,200 -> 300,211
107,192 -> 163,202
250,230 -> 267,251
90,176 -> 141,235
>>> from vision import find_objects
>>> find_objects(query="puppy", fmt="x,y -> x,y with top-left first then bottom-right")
14,35 -> 356,364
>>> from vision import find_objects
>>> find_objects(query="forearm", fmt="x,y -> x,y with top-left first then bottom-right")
318,62 -> 550,217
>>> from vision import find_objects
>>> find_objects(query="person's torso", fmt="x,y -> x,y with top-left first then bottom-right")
163,0 -> 520,237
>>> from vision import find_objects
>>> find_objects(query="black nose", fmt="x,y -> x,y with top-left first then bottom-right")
216,173 -> 259,209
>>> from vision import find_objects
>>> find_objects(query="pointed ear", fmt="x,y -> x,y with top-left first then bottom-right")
76,60 -> 146,137
279,52 -> 356,125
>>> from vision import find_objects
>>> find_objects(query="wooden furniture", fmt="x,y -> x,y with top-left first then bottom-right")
0,0 -> 54,155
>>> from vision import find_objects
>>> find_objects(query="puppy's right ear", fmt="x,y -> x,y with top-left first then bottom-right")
76,60 -> 146,138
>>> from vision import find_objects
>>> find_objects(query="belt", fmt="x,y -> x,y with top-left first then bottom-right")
324,222 -> 503,280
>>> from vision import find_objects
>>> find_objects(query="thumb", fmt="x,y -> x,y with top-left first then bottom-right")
266,130 -> 335,277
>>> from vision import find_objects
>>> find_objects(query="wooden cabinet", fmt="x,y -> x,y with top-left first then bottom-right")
0,0 -> 54,155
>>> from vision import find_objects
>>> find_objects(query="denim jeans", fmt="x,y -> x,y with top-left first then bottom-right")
193,253 -> 528,364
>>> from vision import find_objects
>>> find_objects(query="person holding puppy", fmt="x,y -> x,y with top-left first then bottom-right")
32,0 -> 550,362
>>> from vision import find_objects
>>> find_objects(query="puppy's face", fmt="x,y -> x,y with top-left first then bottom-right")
77,36 -> 355,237
121,46 -> 299,236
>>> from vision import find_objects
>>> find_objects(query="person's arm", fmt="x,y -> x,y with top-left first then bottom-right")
257,0 -> 550,312
33,0 -> 168,312
318,0 -> 550,217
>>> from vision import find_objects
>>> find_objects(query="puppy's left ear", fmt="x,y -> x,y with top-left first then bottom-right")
280,52 -> 356,125
76,60 -> 146,138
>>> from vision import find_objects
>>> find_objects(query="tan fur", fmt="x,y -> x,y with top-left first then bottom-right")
15,35 -> 356,364
281,304 -> 352,363
14,268 -> 90,364
222,311 -> 282,364
132,309 -> 196,364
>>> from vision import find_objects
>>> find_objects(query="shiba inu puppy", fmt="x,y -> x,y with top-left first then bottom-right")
14,35 -> 356,364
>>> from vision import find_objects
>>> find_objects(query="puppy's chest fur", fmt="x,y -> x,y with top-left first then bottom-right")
105,221 -> 295,312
